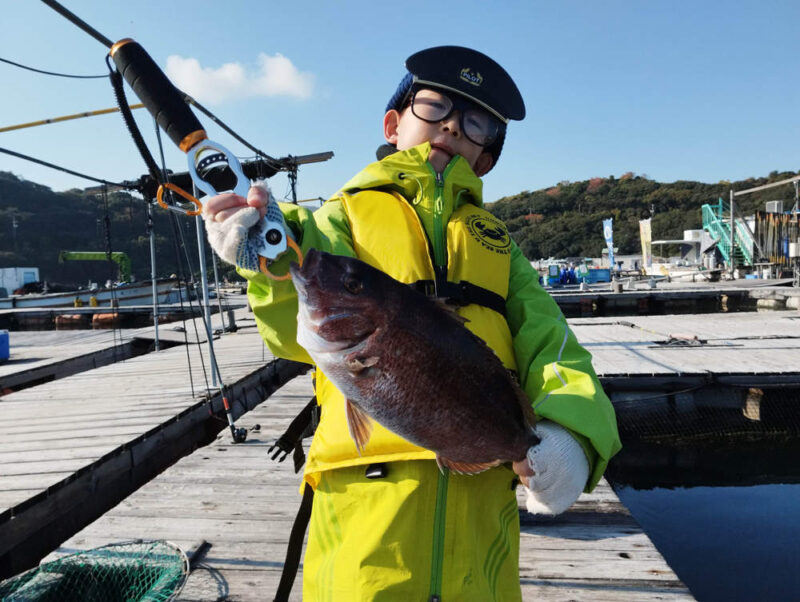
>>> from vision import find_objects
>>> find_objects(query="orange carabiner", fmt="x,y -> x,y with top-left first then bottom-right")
156,182 -> 203,216
259,236 -> 304,281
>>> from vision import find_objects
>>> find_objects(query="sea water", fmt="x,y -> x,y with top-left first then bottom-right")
610,481 -> 800,601
608,386 -> 800,602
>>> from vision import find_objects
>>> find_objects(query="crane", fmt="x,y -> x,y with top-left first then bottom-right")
58,251 -> 132,283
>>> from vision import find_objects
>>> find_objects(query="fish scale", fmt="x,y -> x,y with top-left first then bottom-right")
291,249 -> 540,474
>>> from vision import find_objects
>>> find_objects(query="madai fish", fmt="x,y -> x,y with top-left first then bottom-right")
290,249 -> 540,476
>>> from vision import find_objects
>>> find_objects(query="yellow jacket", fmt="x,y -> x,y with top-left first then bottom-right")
242,142 -> 620,490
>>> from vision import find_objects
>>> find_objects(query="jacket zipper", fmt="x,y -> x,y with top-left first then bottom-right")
432,170 -> 446,269
429,163 -> 453,601
429,467 -> 449,601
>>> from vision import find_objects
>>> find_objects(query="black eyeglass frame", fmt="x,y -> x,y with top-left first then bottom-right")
406,88 -> 502,147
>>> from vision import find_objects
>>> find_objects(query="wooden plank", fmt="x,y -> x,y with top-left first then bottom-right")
45,373 -> 692,601
0,326 -> 308,579
569,312 -> 800,378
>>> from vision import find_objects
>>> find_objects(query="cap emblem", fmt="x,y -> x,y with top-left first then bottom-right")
459,68 -> 483,87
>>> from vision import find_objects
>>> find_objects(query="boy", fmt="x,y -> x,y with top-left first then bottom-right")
204,45 -> 620,601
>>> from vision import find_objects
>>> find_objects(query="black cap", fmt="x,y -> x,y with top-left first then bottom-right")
405,46 -> 525,123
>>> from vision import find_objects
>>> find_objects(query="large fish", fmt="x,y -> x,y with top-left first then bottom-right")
290,249 -> 540,475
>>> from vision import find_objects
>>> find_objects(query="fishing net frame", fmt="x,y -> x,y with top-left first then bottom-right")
0,539 -> 190,602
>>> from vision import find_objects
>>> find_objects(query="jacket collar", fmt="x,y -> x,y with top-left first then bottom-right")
338,142 -> 484,209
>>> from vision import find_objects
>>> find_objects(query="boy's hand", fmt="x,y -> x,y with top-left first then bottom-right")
520,421 -> 590,516
203,182 -> 274,272
204,185 -> 270,223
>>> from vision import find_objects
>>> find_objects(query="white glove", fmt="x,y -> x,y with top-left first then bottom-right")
204,204 -> 269,273
522,421 -> 590,515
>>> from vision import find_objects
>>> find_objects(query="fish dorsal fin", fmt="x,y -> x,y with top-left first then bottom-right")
436,456 -> 501,475
345,399 -> 373,454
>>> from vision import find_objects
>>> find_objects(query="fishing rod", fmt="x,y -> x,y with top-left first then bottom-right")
39,0 -> 257,442
39,0 -> 301,281
0,104 -> 144,134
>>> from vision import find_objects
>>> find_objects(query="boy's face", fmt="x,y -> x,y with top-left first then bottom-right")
383,88 -> 494,176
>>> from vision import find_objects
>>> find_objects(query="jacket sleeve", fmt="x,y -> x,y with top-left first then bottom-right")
238,199 -> 356,364
505,241 -> 621,490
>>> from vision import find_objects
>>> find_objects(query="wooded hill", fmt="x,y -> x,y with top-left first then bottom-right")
1,168 -> 798,287
486,170 -> 800,260
0,170 -> 220,288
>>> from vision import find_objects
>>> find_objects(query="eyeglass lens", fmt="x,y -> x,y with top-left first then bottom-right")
411,89 -> 499,146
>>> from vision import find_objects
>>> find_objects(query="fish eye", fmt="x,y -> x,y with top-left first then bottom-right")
342,274 -> 363,294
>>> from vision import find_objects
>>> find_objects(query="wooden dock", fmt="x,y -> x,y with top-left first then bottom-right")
548,280 -> 800,316
9,307 -> 796,598
0,312 -> 307,579
0,329 -> 141,392
46,372 -> 693,601
570,310 -> 800,388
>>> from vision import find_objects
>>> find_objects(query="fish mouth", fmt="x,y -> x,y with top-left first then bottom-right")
297,319 -> 368,354
303,309 -> 373,347
317,312 -> 354,326
302,307 -> 356,330
289,248 -> 324,292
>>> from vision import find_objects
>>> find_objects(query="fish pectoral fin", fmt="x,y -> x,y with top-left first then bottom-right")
344,354 -> 379,374
435,456 -> 501,475
345,399 -> 373,454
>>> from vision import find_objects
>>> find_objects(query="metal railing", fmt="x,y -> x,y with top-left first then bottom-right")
701,199 -> 754,266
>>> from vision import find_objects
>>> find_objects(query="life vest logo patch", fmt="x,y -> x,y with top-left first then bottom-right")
460,68 -> 483,87
466,214 -> 511,254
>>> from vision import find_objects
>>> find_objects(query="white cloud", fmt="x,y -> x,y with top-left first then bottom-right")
165,53 -> 314,104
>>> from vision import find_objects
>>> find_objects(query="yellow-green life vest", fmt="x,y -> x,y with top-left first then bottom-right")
304,188 -> 517,487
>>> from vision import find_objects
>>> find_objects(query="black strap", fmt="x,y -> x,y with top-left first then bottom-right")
268,396 -> 319,473
274,485 -> 314,602
411,279 -> 506,315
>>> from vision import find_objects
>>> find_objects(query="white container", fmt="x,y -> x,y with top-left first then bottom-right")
0,267 -> 39,295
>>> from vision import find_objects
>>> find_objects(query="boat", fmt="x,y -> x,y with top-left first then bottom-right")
0,278 -> 184,309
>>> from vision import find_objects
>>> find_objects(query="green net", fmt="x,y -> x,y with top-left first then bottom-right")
0,540 -> 189,602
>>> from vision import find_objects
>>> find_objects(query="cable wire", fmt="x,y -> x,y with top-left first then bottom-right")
0,55 -> 106,79
0,145 -> 131,188
181,94 -> 282,172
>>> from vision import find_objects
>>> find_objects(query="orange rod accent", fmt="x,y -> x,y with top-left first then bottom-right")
109,38 -> 135,57
179,129 -> 208,152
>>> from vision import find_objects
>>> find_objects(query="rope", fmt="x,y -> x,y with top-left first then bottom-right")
106,56 -> 162,183
0,55 -> 106,78
153,122 -> 205,399
100,184 -> 124,354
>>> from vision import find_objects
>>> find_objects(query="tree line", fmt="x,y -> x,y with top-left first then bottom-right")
0,171 -> 225,287
1,168 -> 798,287
486,170 -> 799,260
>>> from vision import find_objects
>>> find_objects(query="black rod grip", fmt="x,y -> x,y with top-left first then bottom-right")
110,39 -> 205,150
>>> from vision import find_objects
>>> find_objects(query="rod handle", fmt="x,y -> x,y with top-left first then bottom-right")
110,38 -> 206,151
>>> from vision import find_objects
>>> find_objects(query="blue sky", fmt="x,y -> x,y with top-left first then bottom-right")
2,1 -> 799,206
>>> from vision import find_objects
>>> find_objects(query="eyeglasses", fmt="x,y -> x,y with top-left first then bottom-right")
409,88 -> 502,147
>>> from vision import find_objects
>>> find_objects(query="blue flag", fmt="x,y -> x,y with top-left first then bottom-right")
603,218 -> 615,268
